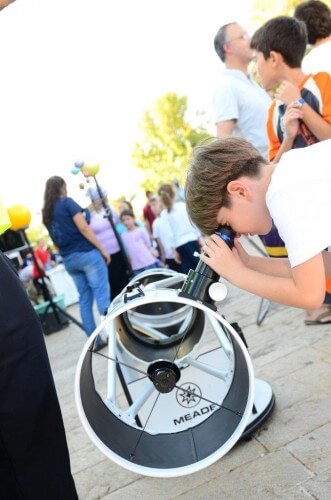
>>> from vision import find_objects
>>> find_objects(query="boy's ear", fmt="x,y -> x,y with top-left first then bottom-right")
269,50 -> 283,67
227,180 -> 252,200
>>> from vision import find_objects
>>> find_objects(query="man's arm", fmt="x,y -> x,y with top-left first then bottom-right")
216,119 -> 235,137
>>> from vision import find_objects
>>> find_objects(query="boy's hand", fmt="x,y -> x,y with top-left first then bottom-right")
275,80 -> 301,104
283,103 -> 303,139
200,234 -> 244,281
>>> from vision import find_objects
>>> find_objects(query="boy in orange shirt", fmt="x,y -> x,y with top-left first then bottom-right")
251,16 -> 331,163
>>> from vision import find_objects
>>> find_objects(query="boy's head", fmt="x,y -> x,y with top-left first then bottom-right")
251,16 -> 307,90
185,137 -> 270,236
294,0 -> 331,45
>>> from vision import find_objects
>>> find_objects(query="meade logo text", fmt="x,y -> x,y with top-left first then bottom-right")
173,404 -> 217,426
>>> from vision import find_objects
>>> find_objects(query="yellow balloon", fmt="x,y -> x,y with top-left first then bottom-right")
81,164 -> 100,177
0,199 -> 11,235
7,204 -> 31,231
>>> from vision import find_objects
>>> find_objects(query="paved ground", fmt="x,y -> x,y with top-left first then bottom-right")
44,266 -> 331,500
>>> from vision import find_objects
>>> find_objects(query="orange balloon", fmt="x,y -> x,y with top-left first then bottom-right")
7,204 -> 31,231
326,276 -> 331,294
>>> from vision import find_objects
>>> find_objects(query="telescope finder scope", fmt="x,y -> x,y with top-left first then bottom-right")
179,225 -> 236,310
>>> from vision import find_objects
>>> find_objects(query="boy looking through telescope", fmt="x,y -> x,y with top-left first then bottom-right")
185,137 -> 331,311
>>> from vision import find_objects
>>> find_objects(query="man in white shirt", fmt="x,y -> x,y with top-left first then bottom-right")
295,0 -> 331,75
213,22 -> 270,158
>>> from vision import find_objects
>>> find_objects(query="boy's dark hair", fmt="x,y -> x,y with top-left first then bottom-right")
120,209 -> 135,220
251,16 -> 307,68
185,137 -> 265,236
294,0 -> 331,45
214,22 -> 235,62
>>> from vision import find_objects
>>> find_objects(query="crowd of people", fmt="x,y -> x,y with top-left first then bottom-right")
2,1 -> 331,497
39,175 -> 201,349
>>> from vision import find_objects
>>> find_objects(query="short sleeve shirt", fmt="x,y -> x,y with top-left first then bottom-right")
152,215 -> 173,259
302,41 -> 331,75
47,197 -> 95,256
266,140 -> 331,267
121,227 -> 155,270
213,69 -> 270,158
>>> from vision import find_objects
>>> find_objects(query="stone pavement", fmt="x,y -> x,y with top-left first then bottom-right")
45,275 -> 331,500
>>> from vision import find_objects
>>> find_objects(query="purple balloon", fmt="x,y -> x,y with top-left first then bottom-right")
74,160 -> 84,169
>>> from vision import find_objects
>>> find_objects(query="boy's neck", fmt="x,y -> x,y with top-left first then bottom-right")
277,66 -> 306,86
258,163 -> 274,199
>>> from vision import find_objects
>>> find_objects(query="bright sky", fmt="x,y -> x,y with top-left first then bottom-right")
0,0 -> 255,225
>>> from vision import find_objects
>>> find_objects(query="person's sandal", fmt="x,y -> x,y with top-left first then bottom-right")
304,306 -> 331,325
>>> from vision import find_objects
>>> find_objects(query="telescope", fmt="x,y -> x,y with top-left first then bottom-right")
75,226 -> 275,477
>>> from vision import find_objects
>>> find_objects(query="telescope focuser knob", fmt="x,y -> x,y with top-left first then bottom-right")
208,282 -> 228,302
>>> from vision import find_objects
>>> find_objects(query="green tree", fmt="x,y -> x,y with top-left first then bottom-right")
131,93 -> 210,191
252,0 -> 331,24
26,224 -> 51,246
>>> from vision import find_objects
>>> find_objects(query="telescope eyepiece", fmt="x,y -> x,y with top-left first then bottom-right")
214,225 -> 236,250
